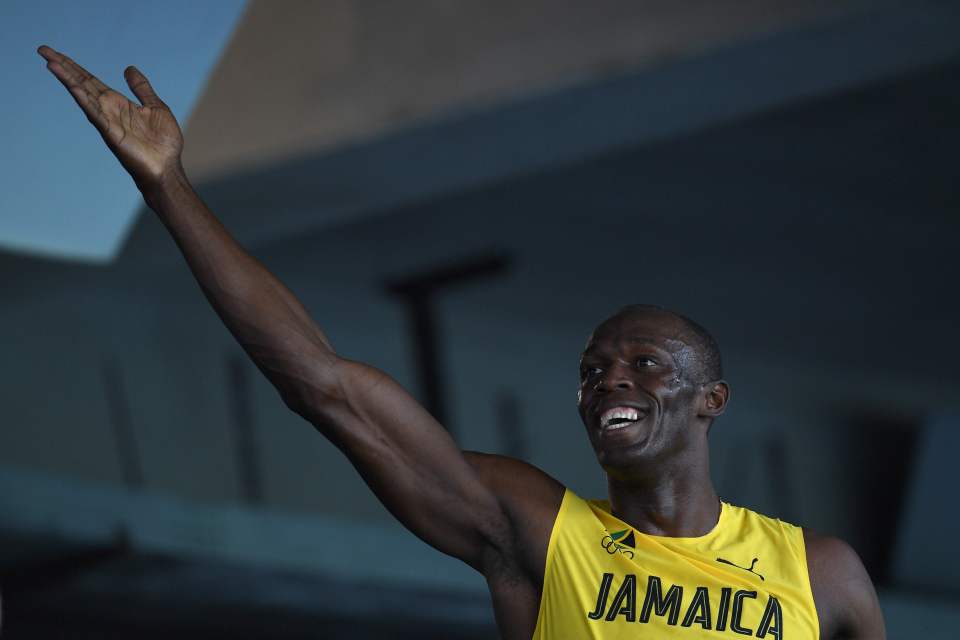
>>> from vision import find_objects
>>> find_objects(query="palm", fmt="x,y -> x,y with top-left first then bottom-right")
95,90 -> 182,177
38,45 -> 183,186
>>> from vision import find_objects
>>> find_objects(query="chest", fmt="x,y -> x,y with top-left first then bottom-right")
531,497 -> 820,639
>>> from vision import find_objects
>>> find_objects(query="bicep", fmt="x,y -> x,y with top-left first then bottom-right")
303,358 -> 510,571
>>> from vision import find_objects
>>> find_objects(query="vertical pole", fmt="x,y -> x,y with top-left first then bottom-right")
227,354 -> 263,505
101,359 -> 144,489
496,390 -> 528,459
385,252 -> 510,439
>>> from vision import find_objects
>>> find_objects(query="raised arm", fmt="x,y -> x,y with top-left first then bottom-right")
38,46 -> 563,575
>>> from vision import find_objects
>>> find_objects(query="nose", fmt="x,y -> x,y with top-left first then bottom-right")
595,362 -> 634,392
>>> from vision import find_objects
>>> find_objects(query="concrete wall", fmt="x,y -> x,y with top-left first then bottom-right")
183,0 -> 875,180
3,237 -> 955,536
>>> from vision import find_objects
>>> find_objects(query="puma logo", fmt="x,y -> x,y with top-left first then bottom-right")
716,556 -> 765,581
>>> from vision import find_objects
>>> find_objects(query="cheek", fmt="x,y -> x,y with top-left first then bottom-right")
636,373 -> 681,396
661,389 -> 700,418
646,383 -> 688,413
659,370 -> 684,389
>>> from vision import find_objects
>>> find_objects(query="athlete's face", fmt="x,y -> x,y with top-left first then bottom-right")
577,310 -> 721,472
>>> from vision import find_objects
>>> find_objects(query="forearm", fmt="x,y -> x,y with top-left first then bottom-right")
142,167 -> 336,410
35,45 -> 333,404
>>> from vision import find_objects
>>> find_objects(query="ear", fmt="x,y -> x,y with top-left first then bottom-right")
698,380 -> 729,419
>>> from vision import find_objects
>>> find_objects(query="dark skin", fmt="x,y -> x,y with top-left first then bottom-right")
578,311 -> 726,538
38,46 -> 884,639
578,311 -> 885,638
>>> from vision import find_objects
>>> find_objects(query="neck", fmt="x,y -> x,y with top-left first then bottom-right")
605,445 -> 719,538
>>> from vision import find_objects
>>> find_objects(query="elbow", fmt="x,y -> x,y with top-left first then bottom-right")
274,355 -> 347,422
281,382 -> 340,422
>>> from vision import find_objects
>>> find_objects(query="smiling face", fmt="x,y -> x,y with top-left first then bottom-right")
577,307 -> 728,474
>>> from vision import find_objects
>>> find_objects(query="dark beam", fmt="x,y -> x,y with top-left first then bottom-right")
385,253 -> 510,434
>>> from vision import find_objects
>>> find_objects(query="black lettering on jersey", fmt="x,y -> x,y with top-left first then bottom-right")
586,573 -> 786,637
716,587 -> 732,631
639,575 -> 683,626
680,586 -> 712,629
605,574 -> 637,622
756,596 -> 783,639
587,573 -> 614,620
731,590 -> 758,635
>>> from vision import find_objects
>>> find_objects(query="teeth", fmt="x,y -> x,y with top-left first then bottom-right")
600,406 -> 641,429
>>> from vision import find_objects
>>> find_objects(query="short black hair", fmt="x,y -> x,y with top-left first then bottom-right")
615,304 -> 723,384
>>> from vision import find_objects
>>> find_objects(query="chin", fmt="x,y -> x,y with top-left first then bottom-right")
594,440 -> 655,474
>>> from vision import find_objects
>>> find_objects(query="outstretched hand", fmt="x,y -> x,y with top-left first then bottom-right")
38,45 -> 184,191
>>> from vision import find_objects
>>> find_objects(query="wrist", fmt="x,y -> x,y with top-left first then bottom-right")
141,161 -> 191,211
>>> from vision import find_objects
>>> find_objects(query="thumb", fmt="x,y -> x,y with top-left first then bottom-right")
124,65 -> 165,108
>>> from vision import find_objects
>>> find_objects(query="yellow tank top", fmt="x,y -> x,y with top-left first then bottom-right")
532,489 -> 819,639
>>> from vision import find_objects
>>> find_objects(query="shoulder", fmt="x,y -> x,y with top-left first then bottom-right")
803,529 -> 886,639
463,451 -> 565,522
463,452 -> 565,579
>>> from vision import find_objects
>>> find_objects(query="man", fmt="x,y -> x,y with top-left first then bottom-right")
38,45 -> 885,638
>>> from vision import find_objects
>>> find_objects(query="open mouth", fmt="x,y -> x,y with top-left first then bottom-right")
599,406 -> 649,431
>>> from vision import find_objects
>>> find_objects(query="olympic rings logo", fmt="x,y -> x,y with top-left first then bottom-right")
600,535 -> 635,559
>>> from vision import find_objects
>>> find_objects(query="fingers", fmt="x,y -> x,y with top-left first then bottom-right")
38,45 -> 110,96
124,66 -> 165,108
37,45 -> 116,129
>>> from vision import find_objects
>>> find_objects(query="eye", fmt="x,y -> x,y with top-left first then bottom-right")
635,357 -> 658,367
581,366 -> 603,380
